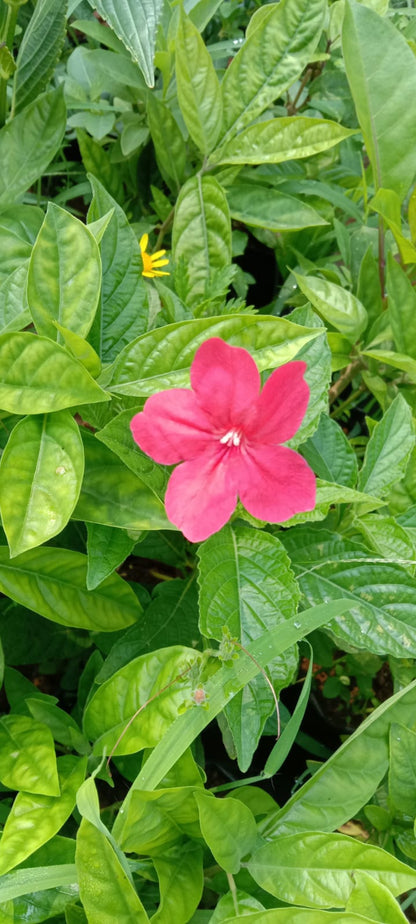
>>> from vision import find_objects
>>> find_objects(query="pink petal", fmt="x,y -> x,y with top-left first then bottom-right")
190,338 -> 260,430
130,390 -> 214,465
165,451 -> 237,542
235,444 -> 316,523
246,361 -> 310,445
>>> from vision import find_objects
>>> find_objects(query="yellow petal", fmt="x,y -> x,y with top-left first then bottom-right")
152,248 -> 167,260
139,233 -> 149,252
151,257 -> 170,268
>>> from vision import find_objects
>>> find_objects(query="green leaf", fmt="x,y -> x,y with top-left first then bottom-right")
76,818 -> 149,923
0,755 -> 87,876
0,715 -> 59,795
355,514 -> 416,576
0,546 -> 141,631
172,175 -> 231,308
53,322 -> 102,377
105,315 -> 323,396
226,184 -> 328,231
74,431 -> 171,531
248,832 -> 416,907
371,189 -> 416,265
86,524 -> 136,590
389,723 -> 416,816
301,413 -> 358,488
87,176 -> 149,362
0,88 -> 66,210
0,332 -> 109,414
112,599 -> 354,844
87,0 -> 162,87
0,264 -> 31,335
27,203 -> 101,342
96,406 -> 169,496
358,394 -> 415,498
198,525 -> 299,770
218,0 -> 325,144
194,791 -> 257,873
152,844 -> 204,924
147,94 -> 186,192
282,527 -> 416,659
342,0 -> 416,199
386,253 -> 416,359
346,871 -> 409,924
362,348 -> 416,383
83,645 -> 203,755
26,698 -> 89,754
0,206 -> 43,284
0,412 -> 84,557
287,306 -> 331,447
208,913 -> 393,924
175,12 -> 222,154
262,680 -> 416,839
294,272 -> 368,341
211,118 -> 356,167
13,0 -> 66,113
0,864 -> 77,905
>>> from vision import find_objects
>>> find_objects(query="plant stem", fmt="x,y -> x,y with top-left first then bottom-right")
328,358 -> 365,405
378,214 -> 386,302
330,384 -> 366,419
154,206 -> 175,252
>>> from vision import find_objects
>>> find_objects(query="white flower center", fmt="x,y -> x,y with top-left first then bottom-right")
219,428 -> 241,447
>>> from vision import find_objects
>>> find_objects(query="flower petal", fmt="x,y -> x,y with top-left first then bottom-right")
246,361 -> 310,445
235,444 -> 316,522
165,452 -> 237,542
139,233 -> 149,252
130,390 -> 215,464
190,338 -> 260,430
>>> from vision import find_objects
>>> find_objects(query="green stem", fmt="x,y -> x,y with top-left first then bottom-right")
330,384 -> 366,420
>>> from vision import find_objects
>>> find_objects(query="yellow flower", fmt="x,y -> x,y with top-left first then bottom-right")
139,233 -> 170,278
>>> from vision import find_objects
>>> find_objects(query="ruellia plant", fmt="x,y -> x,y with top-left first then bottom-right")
1,0 -> 416,920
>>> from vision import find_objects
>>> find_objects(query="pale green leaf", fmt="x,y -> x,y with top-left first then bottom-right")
355,514 -> 416,575
13,0 -> 66,113
260,679 -> 416,837
0,756 -> 87,876
194,791 -> 257,873
27,203 -> 101,342
0,546 -> 141,631
0,332 -> 109,414
295,272 -> 368,341
147,94 -> 186,192
87,175 -> 149,362
346,871 -> 409,924
248,832 -> 416,907
226,184 -> 328,231
73,430 -> 171,531
152,844 -> 204,924
76,819 -> 149,923
0,864 -> 77,904
218,0 -> 325,144
0,264 -> 31,335
172,175 -> 231,307
83,646 -> 203,755
386,253 -> 416,359
362,348 -> 416,382
104,314 -> 323,396
0,206 -> 43,284
211,118 -> 356,167
358,394 -> 415,498
0,715 -> 59,795
0,88 -> 66,210
87,0 -> 163,87
176,12 -> 222,153
342,0 -> 416,199
0,412 -> 84,557
389,723 -> 416,816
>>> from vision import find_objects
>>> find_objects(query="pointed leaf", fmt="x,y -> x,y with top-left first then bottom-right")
87,523 -> 136,590
87,176 -> 149,361
0,332 -> 109,414
0,715 -> 59,795
358,394 -> 415,498
346,871 -> 409,924
27,203 -> 101,342
0,756 -> 87,876
172,175 -> 231,307
0,411 -> 84,557
212,118 -> 356,167
194,791 -> 257,873
218,0 -> 325,145
227,184 -> 328,231
105,314 -> 323,396
152,844 -> 203,924
0,264 -> 31,335
295,272 -> 368,341
13,0 -> 66,113
386,253 -> 416,359
76,818 -> 149,923
0,546 -> 141,631
176,12 -> 222,154
0,88 -> 66,210
147,94 -> 186,192
301,413 -> 358,488
342,0 -> 416,199
87,0 -> 162,87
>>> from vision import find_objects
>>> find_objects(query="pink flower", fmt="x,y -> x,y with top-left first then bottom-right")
130,338 -> 316,542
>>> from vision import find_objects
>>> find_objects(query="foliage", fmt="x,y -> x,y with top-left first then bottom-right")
0,0 -> 416,920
